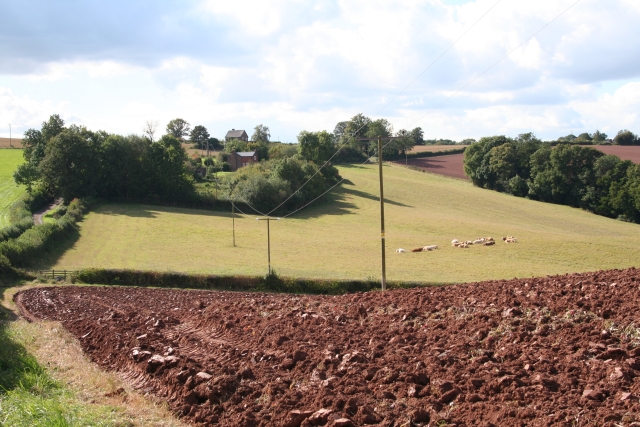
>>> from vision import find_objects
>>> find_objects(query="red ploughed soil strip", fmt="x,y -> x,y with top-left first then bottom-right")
593,145 -> 640,164
396,153 -> 468,180
14,268 -> 640,427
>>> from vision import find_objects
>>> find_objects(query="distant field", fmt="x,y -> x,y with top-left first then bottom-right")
0,137 -> 22,149
593,145 -> 640,163
47,163 -> 640,283
409,144 -> 468,153
0,150 -> 25,227
400,153 -> 468,180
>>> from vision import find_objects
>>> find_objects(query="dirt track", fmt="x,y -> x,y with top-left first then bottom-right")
15,269 -> 640,426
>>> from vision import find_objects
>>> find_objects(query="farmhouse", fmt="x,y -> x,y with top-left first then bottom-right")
225,129 -> 249,142
229,150 -> 258,171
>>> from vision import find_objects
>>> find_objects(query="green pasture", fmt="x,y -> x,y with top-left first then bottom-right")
0,150 -> 25,227
47,164 -> 640,283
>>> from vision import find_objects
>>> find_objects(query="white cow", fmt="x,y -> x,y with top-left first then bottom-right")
396,248 -> 406,253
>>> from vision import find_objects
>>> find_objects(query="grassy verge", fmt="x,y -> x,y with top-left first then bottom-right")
0,281 -> 188,427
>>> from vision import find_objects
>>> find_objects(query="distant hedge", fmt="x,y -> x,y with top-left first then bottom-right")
0,198 -> 86,267
73,269 -> 434,294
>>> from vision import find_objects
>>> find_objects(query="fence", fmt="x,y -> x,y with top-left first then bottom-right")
38,269 -> 76,280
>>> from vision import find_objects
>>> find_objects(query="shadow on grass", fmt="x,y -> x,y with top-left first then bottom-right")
27,226 -> 82,271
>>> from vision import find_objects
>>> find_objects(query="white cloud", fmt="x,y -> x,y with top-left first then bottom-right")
2,0 -> 640,141
0,88 -> 67,137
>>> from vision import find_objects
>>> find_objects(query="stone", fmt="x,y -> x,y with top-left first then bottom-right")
308,408 -> 332,425
620,392 -> 632,401
284,410 -> 314,427
195,372 -> 212,383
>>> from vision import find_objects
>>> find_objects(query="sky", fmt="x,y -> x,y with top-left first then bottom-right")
1,0 -> 640,142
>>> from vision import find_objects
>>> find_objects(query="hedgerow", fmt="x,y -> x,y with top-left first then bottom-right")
73,269 -> 432,294
0,199 -> 87,267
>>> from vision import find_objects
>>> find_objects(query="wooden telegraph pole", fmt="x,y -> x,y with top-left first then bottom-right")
256,217 -> 280,275
356,131 -> 407,291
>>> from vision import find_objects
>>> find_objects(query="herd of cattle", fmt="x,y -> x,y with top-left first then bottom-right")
395,236 -> 517,253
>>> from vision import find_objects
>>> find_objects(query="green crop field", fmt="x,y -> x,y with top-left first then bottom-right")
0,150 -> 25,227
46,163 -> 640,283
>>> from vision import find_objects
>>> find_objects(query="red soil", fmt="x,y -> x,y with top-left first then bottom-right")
399,154 -> 468,180
409,145 -> 469,153
15,268 -> 640,426
401,146 -> 640,181
593,146 -> 640,163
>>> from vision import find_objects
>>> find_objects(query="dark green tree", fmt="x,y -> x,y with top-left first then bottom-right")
614,130 -> 638,146
298,130 -> 334,164
190,125 -> 210,149
38,130 -> 100,200
410,127 -> 424,145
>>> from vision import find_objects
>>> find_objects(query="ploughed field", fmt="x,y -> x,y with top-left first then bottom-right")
16,268 -> 640,426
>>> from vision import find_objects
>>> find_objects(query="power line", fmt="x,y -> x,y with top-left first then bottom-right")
407,0 -> 584,129
371,0 -> 503,120
263,1 -> 502,216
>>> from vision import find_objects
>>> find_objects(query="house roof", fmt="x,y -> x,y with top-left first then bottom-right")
236,151 -> 256,157
225,129 -> 247,138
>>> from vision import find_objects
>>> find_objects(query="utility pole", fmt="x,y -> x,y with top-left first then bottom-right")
356,131 -> 407,291
232,203 -> 236,247
8,124 -> 11,148
256,217 -> 280,275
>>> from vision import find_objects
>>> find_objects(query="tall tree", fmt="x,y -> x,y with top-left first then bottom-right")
252,124 -> 270,143
190,125 -> 211,151
410,127 -> 424,146
592,130 -> 608,142
614,130 -> 637,146
166,118 -> 191,140
39,129 -> 100,200
298,130 -> 334,164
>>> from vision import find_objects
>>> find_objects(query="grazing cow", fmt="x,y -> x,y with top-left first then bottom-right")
396,248 -> 406,253
502,236 -> 517,243
483,241 -> 495,246
459,243 -> 469,248
464,240 -> 474,245
424,245 -> 438,251
486,237 -> 494,242
472,239 -> 484,245
412,247 -> 424,252
452,239 -> 459,244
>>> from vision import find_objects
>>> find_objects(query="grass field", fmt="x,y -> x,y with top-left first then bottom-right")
46,163 -> 640,283
0,150 -> 25,227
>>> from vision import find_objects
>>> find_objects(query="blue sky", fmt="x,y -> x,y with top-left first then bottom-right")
1,0 -> 640,142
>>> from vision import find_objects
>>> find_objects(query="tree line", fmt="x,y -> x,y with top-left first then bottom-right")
464,133 -> 640,223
